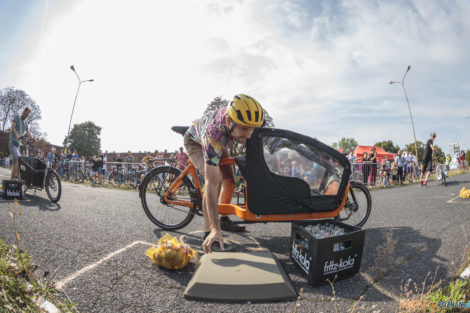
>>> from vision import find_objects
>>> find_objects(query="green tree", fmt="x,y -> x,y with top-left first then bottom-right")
405,141 -> 444,162
374,140 -> 400,153
405,141 -> 425,160
0,87 -> 43,138
466,150 -> 470,164
63,121 -> 101,157
331,137 -> 358,152
433,144 -> 444,163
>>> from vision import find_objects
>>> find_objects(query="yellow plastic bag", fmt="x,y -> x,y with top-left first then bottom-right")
145,233 -> 197,270
460,187 -> 470,199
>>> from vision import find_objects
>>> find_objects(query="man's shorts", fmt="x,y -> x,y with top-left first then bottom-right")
422,159 -> 432,173
184,136 -> 206,178
8,142 -> 20,164
183,136 -> 233,177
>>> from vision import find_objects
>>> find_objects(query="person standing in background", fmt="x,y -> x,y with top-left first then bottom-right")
394,150 -> 404,185
445,154 -> 451,172
175,147 -> 189,170
369,148 -> 377,186
362,152 -> 371,185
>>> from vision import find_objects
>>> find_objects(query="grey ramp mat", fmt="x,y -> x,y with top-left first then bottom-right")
184,251 -> 297,302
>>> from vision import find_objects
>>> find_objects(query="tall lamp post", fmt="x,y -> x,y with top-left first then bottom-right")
390,65 -> 419,159
66,65 -> 94,149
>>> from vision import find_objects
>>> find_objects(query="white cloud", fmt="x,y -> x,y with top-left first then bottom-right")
2,0 -> 470,153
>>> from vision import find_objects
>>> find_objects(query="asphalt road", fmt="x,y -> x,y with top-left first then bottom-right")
0,167 -> 469,313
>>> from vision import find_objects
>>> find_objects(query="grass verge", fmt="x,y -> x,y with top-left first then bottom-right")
400,226 -> 470,312
0,238 -> 77,312
1,199 -> 77,312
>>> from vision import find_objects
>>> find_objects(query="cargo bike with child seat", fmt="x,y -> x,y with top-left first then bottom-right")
18,156 -> 62,203
139,126 -> 371,230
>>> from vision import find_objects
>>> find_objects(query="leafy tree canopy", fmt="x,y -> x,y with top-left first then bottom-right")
404,141 -> 424,160
374,140 -> 400,153
331,137 -> 358,153
0,87 -> 44,138
63,121 -> 101,157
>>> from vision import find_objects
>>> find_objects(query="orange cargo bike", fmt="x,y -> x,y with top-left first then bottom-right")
139,127 -> 371,230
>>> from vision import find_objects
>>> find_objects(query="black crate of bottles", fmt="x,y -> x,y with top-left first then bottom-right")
290,219 -> 365,286
2,180 -> 23,200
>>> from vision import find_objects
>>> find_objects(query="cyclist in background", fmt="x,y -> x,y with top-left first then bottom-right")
184,94 -> 265,253
420,132 -> 436,186
9,107 -> 34,180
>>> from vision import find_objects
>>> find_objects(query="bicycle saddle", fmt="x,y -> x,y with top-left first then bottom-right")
171,126 -> 189,136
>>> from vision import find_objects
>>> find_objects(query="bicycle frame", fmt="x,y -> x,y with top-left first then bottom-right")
162,158 -> 350,222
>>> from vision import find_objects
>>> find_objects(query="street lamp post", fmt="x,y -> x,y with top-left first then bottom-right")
390,65 -> 419,159
66,65 -> 94,149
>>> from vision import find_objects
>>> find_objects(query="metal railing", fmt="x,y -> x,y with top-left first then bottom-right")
350,162 -> 421,187
53,159 -> 182,187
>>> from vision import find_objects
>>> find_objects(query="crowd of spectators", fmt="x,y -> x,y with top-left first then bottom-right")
347,150 -> 420,187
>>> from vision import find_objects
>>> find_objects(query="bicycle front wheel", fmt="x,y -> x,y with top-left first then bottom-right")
442,168 -> 447,186
140,166 -> 201,230
337,181 -> 371,227
45,171 -> 62,203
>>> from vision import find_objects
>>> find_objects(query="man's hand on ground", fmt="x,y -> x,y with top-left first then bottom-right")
202,230 -> 224,253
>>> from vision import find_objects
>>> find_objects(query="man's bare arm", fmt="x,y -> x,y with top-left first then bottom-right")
202,163 -> 224,253
11,121 -> 19,139
204,163 -> 221,232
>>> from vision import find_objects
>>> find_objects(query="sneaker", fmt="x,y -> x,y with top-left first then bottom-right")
423,181 -> 427,186
420,181 -> 424,186
220,217 -> 246,232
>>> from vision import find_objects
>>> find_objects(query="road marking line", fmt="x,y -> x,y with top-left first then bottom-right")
55,233 -> 269,290
447,195 -> 470,204
55,240 -> 153,289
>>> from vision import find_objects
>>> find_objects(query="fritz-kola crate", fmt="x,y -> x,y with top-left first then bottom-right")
290,219 -> 365,286
2,180 -> 23,200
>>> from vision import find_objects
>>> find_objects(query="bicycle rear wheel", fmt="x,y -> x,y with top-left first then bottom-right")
337,181 -> 371,227
140,166 -> 201,230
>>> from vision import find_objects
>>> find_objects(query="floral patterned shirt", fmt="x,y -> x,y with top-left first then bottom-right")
185,106 -> 234,166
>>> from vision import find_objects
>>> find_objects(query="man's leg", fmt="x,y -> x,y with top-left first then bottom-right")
9,144 -> 20,180
424,170 -> 431,184
184,137 -> 210,233
10,160 -> 18,180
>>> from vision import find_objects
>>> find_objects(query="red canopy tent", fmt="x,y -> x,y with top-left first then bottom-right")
353,146 -> 396,163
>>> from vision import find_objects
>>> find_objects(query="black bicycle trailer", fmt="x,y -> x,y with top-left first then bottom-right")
19,156 -> 62,203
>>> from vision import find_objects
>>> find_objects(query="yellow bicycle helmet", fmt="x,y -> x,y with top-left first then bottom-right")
227,94 -> 264,127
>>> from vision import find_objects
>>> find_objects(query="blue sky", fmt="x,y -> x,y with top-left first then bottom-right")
1,0 -> 469,154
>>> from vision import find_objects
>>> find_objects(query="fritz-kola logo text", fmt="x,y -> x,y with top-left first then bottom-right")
292,242 -> 311,274
323,256 -> 356,274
